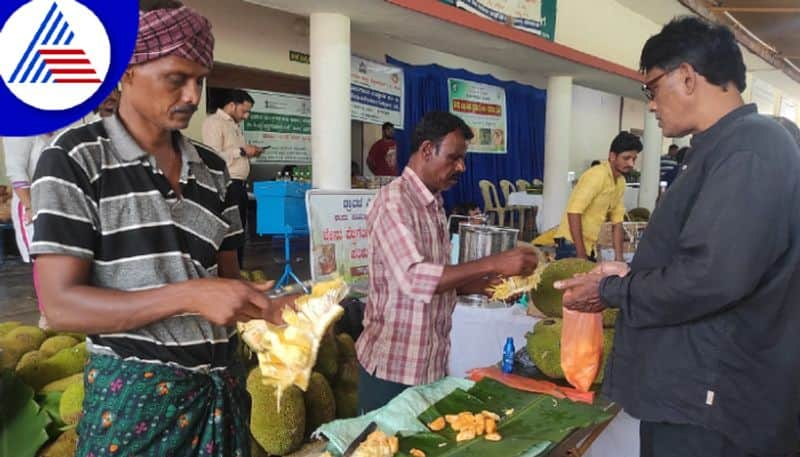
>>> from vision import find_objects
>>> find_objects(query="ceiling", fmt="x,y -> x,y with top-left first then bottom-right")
244,0 -> 645,98
707,0 -> 800,71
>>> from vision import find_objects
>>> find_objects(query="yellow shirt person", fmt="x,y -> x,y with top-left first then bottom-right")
554,132 -> 642,260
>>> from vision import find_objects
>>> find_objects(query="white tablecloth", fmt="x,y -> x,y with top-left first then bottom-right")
447,301 -> 639,457
448,302 -> 538,377
624,185 -> 640,210
506,192 -> 543,233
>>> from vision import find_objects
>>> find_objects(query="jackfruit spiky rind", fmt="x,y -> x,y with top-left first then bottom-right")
0,321 -> 22,336
336,358 -> 359,390
247,368 -> 306,455
303,372 -> 336,437
17,342 -> 87,391
602,308 -> 619,328
38,428 -> 78,457
530,259 -> 595,317
59,381 -> 85,425
334,386 -> 358,419
39,335 -> 80,357
15,350 -> 46,372
314,332 -> 339,383
41,373 -> 85,393
335,333 -> 357,360
4,325 -> 47,353
595,328 -> 615,385
526,319 -> 564,379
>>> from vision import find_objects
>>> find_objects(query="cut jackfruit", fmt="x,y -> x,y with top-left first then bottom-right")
238,277 -> 347,410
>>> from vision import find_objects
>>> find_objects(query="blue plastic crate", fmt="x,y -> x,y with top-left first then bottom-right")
254,181 -> 311,235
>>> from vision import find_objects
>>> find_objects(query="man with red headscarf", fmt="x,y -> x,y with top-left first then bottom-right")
29,2 -> 286,455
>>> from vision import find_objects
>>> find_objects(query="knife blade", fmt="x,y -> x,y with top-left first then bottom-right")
342,421 -> 377,457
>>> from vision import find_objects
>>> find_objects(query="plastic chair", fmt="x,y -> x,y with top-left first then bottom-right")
515,179 -> 530,192
478,180 -> 506,226
500,179 -> 527,230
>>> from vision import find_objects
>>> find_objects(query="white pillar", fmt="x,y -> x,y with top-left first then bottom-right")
310,13 -> 351,190
541,76 -> 573,231
639,111 -> 663,210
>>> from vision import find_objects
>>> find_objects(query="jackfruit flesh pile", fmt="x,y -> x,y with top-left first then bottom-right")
238,278 -> 348,408
488,246 -> 547,301
351,430 -> 399,457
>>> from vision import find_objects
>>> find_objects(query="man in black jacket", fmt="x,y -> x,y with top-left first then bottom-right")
555,17 -> 800,457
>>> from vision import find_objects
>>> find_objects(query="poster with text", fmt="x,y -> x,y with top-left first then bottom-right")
306,189 -> 377,292
454,0 -> 557,40
351,56 -> 404,129
448,78 -> 507,154
242,89 -> 312,164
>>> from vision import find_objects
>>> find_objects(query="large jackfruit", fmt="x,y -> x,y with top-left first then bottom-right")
59,381 -> 85,425
38,428 -> 78,457
17,342 -> 87,391
41,373 -> 85,393
39,335 -> 80,357
336,333 -> 356,360
530,259 -> 595,317
247,368 -> 305,456
16,350 -> 46,372
526,318 -> 615,384
314,332 -> 339,383
336,358 -> 359,390
239,278 -> 347,408
0,321 -> 22,336
334,385 -> 358,419
303,372 -> 336,436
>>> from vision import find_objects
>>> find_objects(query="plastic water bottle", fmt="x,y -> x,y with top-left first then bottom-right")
502,337 -> 515,374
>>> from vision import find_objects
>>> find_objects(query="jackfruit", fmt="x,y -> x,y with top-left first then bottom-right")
526,318 -> 615,384
303,372 -> 336,436
314,332 -> 339,383
17,342 -> 87,391
239,277 -> 347,408
15,350 -> 46,372
0,321 -> 22,336
59,381 -> 85,425
38,428 -> 78,457
59,332 -> 87,341
488,246 -> 547,301
336,358 -> 359,389
251,269 -> 267,283
41,373 -> 85,393
526,319 -> 564,379
39,335 -> 80,357
352,430 -> 399,457
627,207 -> 650,222
530,258 -> 595,317
4,325 -> 47,352
240,270 -> 252,281
247,367 -> 305,456
336,333 -> 356,359
334,385 -> 358,419
602,308 -> 619,328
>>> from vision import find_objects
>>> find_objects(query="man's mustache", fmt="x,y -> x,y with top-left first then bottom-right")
171,104 -> 197,114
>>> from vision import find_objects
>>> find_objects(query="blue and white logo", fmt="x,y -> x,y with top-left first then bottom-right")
0,0 -> 138,135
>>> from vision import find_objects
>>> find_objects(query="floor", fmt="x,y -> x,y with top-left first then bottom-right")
0,235 -> 311,326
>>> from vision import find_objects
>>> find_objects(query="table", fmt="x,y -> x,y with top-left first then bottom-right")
624,185 -> 640,210
448,301 -> 539,378
448,300 -> 639,457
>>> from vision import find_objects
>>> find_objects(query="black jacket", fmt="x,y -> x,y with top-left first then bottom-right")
600,104 -> 800,454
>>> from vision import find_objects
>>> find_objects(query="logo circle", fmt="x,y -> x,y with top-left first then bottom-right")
0,0 -> 138,135
0,0 -> 110,110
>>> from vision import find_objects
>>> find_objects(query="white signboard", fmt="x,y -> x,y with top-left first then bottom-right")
242,89 -> 311,164
351,56 -> 404,129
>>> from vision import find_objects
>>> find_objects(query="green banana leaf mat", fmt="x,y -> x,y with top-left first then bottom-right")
396,378 -> 612,457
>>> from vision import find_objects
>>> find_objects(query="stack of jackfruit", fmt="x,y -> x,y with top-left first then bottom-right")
0,321 -> 88,457
524,259 -> 617,385
242,278 -> 361,455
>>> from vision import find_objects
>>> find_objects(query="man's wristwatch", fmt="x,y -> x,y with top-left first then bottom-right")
239,147 -> 247,157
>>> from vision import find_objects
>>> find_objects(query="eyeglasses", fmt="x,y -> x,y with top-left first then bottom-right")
641,69 -> 675,101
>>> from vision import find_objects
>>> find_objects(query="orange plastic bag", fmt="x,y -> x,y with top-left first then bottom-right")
560,307 -> 603,392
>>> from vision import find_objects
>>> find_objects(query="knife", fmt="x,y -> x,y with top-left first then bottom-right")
342,421 -> 377,457
266,280 -> 312,298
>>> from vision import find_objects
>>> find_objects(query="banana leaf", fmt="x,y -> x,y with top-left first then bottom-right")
0,369 -> 51,457
35,391 -> 67,438
398,378 -> 612,457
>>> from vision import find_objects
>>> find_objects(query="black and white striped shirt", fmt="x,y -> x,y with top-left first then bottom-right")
30,115 -> 245,371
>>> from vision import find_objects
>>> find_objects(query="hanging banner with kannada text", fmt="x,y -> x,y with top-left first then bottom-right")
454,0 -> 557,40
306,189 -> 377,291
351,56 -> 404,129
242,89 -> 311,164
447,78 -> 507,154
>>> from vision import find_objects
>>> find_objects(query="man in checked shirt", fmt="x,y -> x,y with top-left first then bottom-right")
355,111 -> 538,412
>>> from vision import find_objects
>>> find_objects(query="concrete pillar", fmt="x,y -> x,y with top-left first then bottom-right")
310,13 -> 351,190
639,110 -> 663,210
541,76 -> 573,231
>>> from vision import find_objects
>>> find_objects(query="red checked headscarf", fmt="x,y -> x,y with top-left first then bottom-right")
129,6 -> 214,69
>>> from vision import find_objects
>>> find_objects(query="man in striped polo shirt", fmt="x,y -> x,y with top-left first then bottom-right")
30,3 -> 284,455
